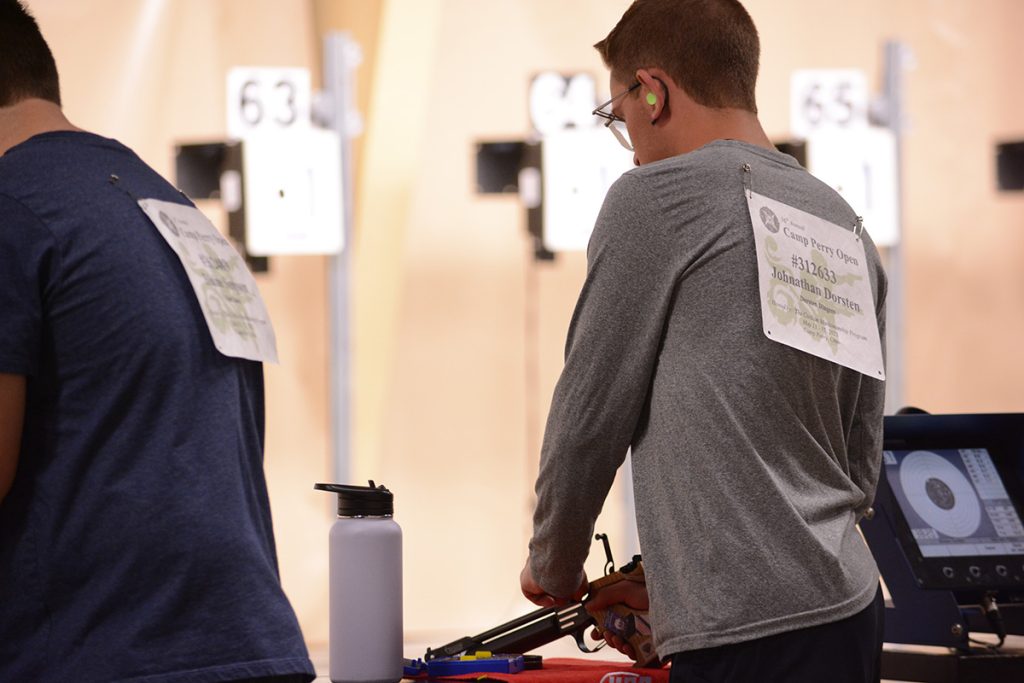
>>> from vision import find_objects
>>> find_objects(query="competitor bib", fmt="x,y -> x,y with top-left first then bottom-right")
746,190 -> 884,380
138,198 -> 279,364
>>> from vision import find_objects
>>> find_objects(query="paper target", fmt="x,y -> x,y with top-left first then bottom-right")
899,450 -> 981,538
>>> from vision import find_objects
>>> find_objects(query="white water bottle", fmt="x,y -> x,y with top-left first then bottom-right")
315,481 -> 403,683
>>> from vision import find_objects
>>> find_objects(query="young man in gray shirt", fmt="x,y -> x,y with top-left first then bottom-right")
520,1 -> 887,681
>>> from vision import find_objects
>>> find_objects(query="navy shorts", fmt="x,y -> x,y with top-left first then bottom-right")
669,586 -> 884,683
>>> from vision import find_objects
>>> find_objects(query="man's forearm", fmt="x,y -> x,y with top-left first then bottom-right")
0,373 -> 27,503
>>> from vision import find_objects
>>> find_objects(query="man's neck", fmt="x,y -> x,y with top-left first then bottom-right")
0,98 -> 80,156
678,107 -> 774,155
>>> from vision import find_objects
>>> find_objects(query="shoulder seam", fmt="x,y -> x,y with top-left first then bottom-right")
0,191 -> 67,301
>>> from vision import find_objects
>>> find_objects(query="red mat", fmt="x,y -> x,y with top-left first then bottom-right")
423,657 -> 670,683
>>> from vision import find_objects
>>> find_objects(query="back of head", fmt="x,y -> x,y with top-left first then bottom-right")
0,0 -> 61,107
595,0 -> 759,113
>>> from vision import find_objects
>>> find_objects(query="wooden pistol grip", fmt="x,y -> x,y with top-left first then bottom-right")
588,561 -> 645,592
587,562 -> 660,668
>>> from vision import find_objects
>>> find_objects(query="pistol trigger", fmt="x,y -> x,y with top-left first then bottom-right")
595,533 -> 614,576
572,627 -> 606,654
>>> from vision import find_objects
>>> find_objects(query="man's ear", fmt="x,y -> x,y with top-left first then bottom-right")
635,68 -> 667,123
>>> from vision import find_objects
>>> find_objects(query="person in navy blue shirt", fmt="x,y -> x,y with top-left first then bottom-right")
0,2 -> 315,681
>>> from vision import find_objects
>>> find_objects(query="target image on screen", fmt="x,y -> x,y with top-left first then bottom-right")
883,448 -> 1024,558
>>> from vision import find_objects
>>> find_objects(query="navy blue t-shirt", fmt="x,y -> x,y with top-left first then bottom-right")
0,132 -> 314,683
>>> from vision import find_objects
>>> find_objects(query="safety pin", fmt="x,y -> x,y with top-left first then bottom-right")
108,173 -> 140,202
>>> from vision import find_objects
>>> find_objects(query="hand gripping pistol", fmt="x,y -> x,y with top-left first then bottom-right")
425,535 -> 660,668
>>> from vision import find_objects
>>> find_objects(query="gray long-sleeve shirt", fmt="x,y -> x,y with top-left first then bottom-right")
529,139 -> 887,656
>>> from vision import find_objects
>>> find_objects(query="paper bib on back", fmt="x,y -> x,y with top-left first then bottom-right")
139,198 -> 279,364
746,190 -> 884,380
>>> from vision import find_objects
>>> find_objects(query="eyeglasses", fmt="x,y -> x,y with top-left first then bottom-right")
592,82 -> 641,151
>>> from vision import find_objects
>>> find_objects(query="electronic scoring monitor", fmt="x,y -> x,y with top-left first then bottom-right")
882,446 -> 1024,588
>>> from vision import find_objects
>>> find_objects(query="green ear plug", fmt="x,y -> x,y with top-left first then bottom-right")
646,92 -> 657,105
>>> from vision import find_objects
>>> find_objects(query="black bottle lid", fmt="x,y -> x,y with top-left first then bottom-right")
314,480 -> 394,517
